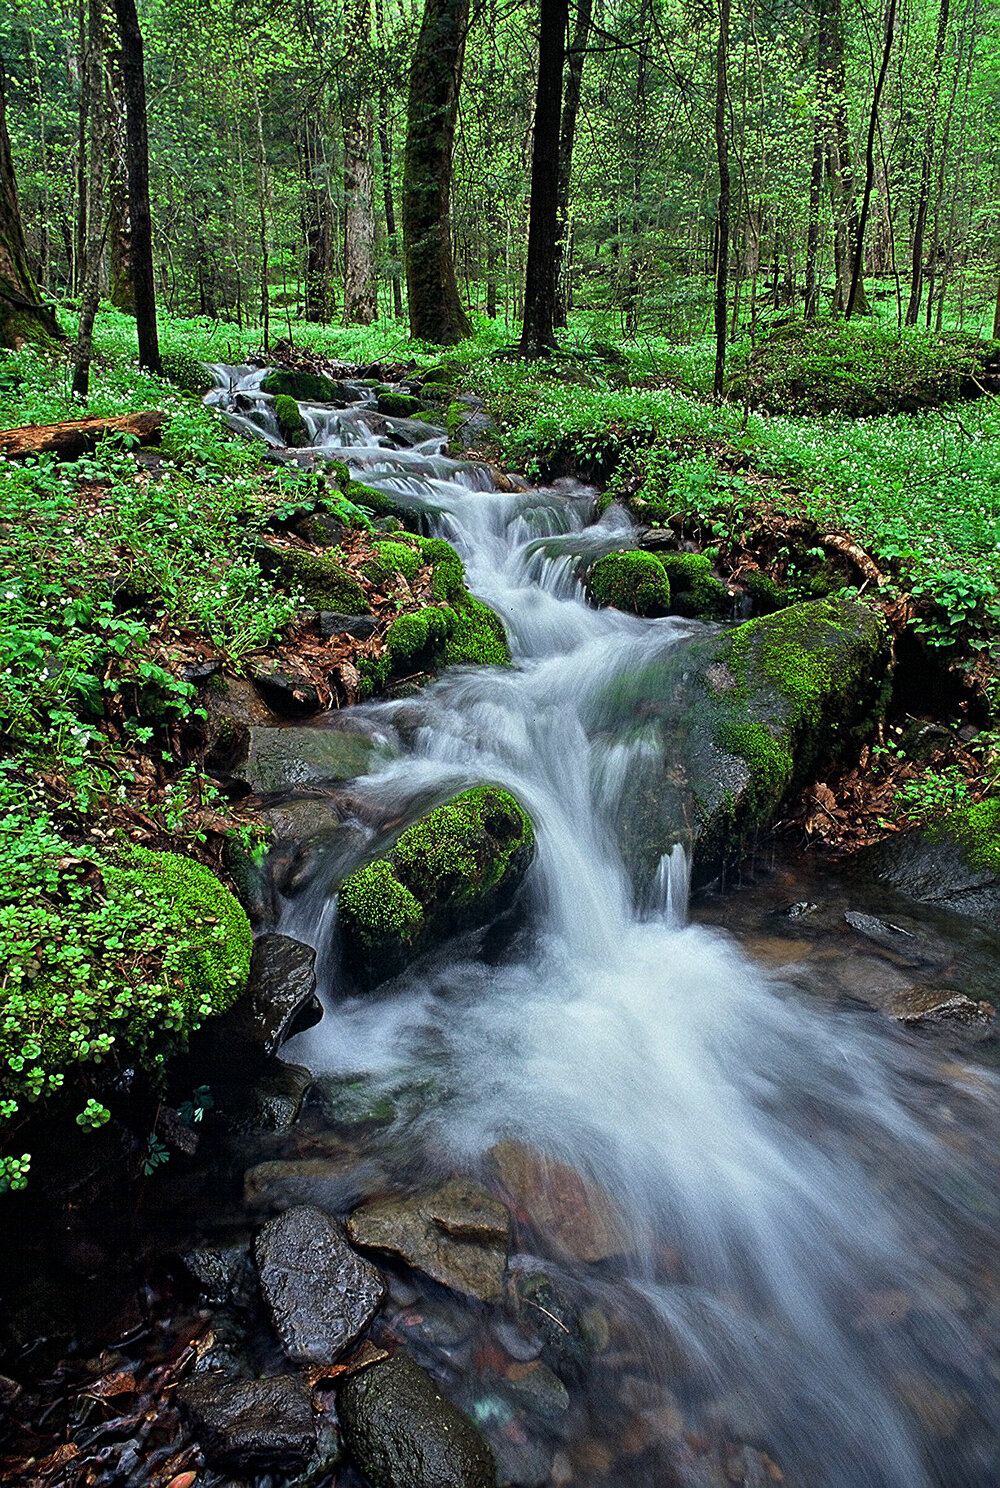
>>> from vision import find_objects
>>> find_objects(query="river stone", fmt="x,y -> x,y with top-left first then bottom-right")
347,1179 -> 511,1302
488,1142 -> 633,1264
338,1353 -> 497,1488
243,933 -> 321,1057
255,1205 -> 385,1365
245,1157 -> 386,1214
180,1241 -> 254,1307
889,989 -> 995,1029
179,1374 -> 316,1472
248,663 -> 321,718
319,611 -> 378,641
232,724 -> 375,795
853,829 -> 1000,929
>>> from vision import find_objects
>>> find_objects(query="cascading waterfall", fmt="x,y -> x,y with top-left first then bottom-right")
211,367 -> 998,1488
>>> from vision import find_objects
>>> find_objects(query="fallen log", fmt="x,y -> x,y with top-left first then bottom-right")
0,411 -> 168,461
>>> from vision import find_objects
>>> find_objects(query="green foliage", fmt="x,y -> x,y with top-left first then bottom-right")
160,351 -> 215,397
586,550 -> 672,616
261,542 -> 369,612
728,322 -> 999,417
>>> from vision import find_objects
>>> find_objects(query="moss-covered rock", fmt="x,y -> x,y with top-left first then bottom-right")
944,796 -> 1000,874
586,550 -> 671,617
444,593 -> 510,667
605,598 -> 892,886
361,539 -> 422,586
261,370 -> 343,403
376,392 -> 422,418
338,785 -> 536,987
358,588 -> 510,698
655,553 -> 732,620
160,351 -> 215,396
854,797 -> 1000,929
259,542 -> 369,613
274,394 -> 308,448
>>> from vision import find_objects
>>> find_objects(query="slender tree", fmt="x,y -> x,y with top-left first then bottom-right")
111,0 -> 160,371
343,0 -> 378,324
72,0 -> 106,396
553,0 -> 593,328
519,0 -> 570,355
713,0 -> 731,397
402,0 -> 472,343
0,64 -> 62,349
905,0 -> 951,324
846,0 -> 896,318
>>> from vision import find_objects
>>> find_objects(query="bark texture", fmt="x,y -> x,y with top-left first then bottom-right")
0,411 -> 167,460
0,66 -> 62,349
111,0 -> 161,371
519,0 -> 570,355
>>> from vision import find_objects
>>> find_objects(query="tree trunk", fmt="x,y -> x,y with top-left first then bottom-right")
111,0 -> 160,371
344,107 -> 378,323
72,0 -> 106,397
377,92 -> 404,319
0,411 -> 167,460
301,126 -> 335,323
519,0 -> 569,355
846,0 -> 896,318
0,65 -> 62,349
106,39 -> 134,313
402,0 -> 471,343
905,0 -> 950,324
553,0 -> 593,328
713,0 -> 731,399
804,0 -> 827,321
826,0 -> 868,315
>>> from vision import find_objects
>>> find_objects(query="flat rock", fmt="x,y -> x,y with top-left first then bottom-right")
338,1353 -> 497,1488
233,724 -> 375,796
348,1179 -> 511,1302
319,611 -> 378,641
890,990 -> 995,1029
245,1157 -> 385,1214
179,1374 -> 315,1472
854,829 -> 1000,929
244,934 -> 321,1057
255,1205 -> 385,1365
249,664 -> 321,718
488,1142 -> 633,1264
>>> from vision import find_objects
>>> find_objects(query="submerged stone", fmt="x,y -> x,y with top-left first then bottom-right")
255,1205 -> 385,1365
338,1353 -> 497,1488
347,1179 -> 511,1302
179,1374 -> 315,1472
488,1142 -> 633,1263
337,784 -> 535,988
231,723 -> 375,795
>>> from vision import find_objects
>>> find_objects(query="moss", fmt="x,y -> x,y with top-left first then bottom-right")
444,593 -> 511,666
337,785 -> 535,987
160,351 -> 215,396
656,553 -> 731,621
586,550 -> 671,617
361,538 -> 422,586
115,846 -> 253,1017
376,392 -> 421,418
941,797 -> 1000,874
386,605 -> 455,669
274,394 -> 308,447
260,542 -> 369,613
421,537 -> 465,600
261,369 -> 342,402
741,569 -> 790,614
421,361 -> 464,386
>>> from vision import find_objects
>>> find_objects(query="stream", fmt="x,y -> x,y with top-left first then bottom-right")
4,371 -> 994,1488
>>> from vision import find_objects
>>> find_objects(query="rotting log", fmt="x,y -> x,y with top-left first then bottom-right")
0,410 -> 167,461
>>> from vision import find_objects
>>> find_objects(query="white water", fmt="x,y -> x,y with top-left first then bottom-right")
212,368 -> 998,1488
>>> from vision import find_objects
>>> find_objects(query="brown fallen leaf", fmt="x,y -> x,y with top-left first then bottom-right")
84,1370 -> 138,1398
304,1339 -> 388,1388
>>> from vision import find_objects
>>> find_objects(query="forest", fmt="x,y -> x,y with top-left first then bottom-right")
0,0 -> 998,1483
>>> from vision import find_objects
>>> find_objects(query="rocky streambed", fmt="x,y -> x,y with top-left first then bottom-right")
1,366 -> 997,1488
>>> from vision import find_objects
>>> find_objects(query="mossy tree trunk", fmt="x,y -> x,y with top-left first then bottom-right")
519,0 -> 569,356
72,0 -> 107,397
713,0 -> 731,398
402,0 -> 472,345
342,0 -> 378,326
106,36 -> 135,314
0,64 -> 62,351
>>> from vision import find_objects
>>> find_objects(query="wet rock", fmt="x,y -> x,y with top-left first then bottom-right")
0,1374 -> 22,1411
292,511 -> 346,548
509,1271 -> 590,1378
492,1361 -> 569,1420
391,1296 -> 477,1350
844,909 -> 916,948
319,611 -> 378,641
248,664 -> 321,718
189,1311 -> 256,1380
489,1142 -> 633,1263
244,1156 -> 385,1213
890,990 -> 995,1029
337,785 -> 535,989
180,1242 -> 254,1307
338,1353 -> 497,1488
231,724 -> 375,795
348,1179 -> 511,1302
255,1205 -> 385,1365
203,676 -> 282,769
178,1374 -> 315,1472
853,828 -> 1000,929
241,934 -> 321,1058
234,1061 -> 316,1134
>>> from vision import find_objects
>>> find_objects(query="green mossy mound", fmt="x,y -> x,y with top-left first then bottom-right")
655,553 -> 732,620
261,370 -> 343,402
444,593 -> 510,666
358,590 -> 511,697
376,392 -> 421,418
338,785 -> 536,987
260,542 -> 369,613
586,550 -> 671,617
361,539 -> 422,586
938,796 -> 1000,875
160,351 -> 215,397
727,321 -> 1000,416
274,394 -> 308,447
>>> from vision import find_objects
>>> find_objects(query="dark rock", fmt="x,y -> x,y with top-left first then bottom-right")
182,659 -> 222,683
189,1312 -> 256,1380
230,724 -> 376,796
891,990 -> 995,1029
245,1157 -> 386,1214
319,611 -> 378,641
292,511 -> 347,548
338,1353 -> 497,1488
347,1179 -> 511,1302
243,934 -> 321,1058
155,1103 -> 199,1156
236,1062 -> 316,1133
337,784 -> 535,989
203,676 -> 283,770
180,1243 -> 254,1307
0,1374 -> 22,1411
255,1205 -> 385,1364
179,1375 -> 315,1472
853,829 -> 1000,929
249,665 -> 321,719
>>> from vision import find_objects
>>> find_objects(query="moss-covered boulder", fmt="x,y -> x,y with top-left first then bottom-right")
358,586 -> 510,698
259,542 -> 368,613
338,785 -> 535,987
274,394 -> 308,448
856,796 -> 1000,929
160,350 -> 215,396
260,370 -> 344,403
586,550 -> 672,617
655,553 -> 732,620
605,598 -> 891,885
376,392 -> 422,418
361,538 -> 422,586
